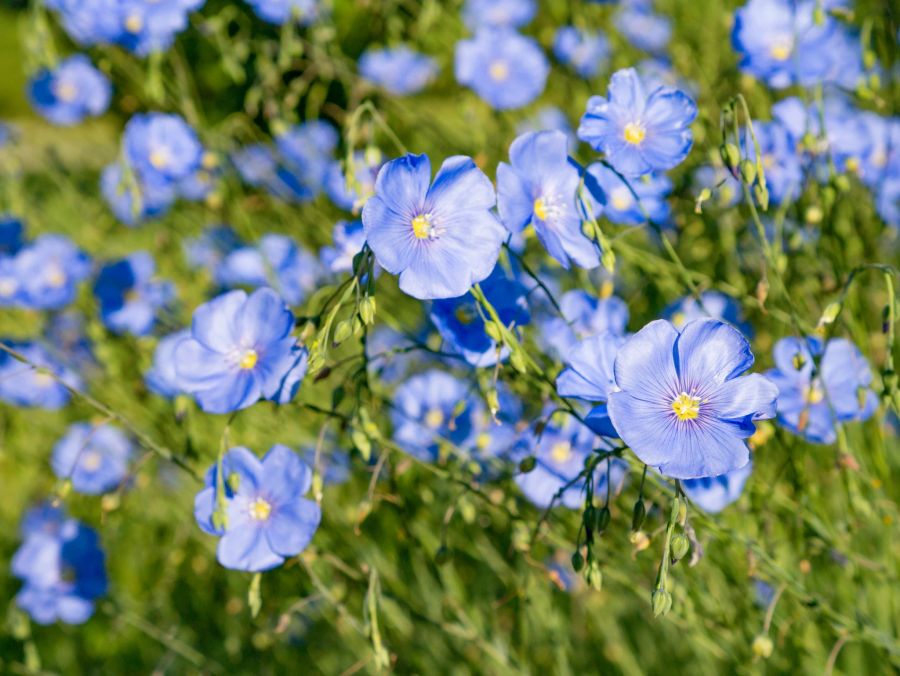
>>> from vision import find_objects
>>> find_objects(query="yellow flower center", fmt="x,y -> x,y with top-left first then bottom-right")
550,441 -> 572,464
248,497 -> 272,521
769,43 -> 792,61
671,311 -> 686,328
623,122 -> 646,145
489,60 -> 509,81
55,82 -> 78,102
844,157 -> 860,174
81,451 -> 102,472
611,187 -> 633,211
454,305 -> 476,325
201,152 -> 218,170
411,214 -> 433,239
0,278 -> 17,296
46,265 -> 66,288
805,383 -> 825,404
239,349 -> 258,370
533,198 -> 548,221
124,14 -> 143,33
33,372 -> 55,388
149,148 -> 170,170
425,408 -> 445,429
671,392 -> 701,421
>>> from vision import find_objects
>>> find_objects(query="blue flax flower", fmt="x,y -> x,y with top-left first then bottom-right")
320,220 -> 367,275
93,252 -> 174,336
0,342 -> 82,409
664,290 -> 753,337
117,0 -> 204,56
766,336 -> 878,444
614,5 -> 671,54
44,0 -> 122,46
455,29 -> 549,110
246,0 -> 320,25
28,54 -> 111,126
553,27 -> 610,79
497,130 -> 600,269
515,415 -> 628,509
362,153 -> 506,299
682,462 -> 753,513
16,235 -> 91,310
232,144 -> 312,203
51,423 -> 133,495
584,163 -> 672,225
578,67 -> 697,177
359,47 -> 437,96
124,112 -> 202,184
145,329 -> 190,398
100,161 -> 176,226
391,371 -> 479,462
429,264 -> 530,367
324,151 -> 383,212
462,0 -> 536,28
12,504 -> 107,625
194,446 -> 321,572
173,288 -> 308,413
556,332 -> 626,437
538,289 -> 629,358
607,319 -> 777,479
274,121 -> 338,199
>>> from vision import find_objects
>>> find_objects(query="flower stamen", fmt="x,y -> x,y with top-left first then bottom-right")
671,392 -> 701,421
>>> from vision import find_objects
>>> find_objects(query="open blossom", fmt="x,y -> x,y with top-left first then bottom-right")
578,68 -> 697,177
51,423 -> 133,495
194,446 -> 321,572
93,252 -> 173,336
455,29 -> 549,110
553,26 -> 610,79
606,319 -> 777,479
362,153 -> 506,300
28,54 -> 111,126
124,112 -> 202,184
359,47 -> 437,96
584,163 -> 672,225
497,130 -> 600,269
556,332 -> 626,437
682,462 -> 753,513
462,0 -> 536,28
766,336 -> 878,444
16,235 -> 91,310
173,288 -> 308,413
0,342 -> 82,410
246,0 -> 320,25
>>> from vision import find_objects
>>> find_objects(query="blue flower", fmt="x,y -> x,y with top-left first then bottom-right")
324,151 -> 383,212
578,67 -> 697,177
556,332 -> 626,437
16,235 -> 91,310
498,130 -> 600,269
194,445 -> 321,572
101,161 -> 176,226
362,153 -> 506,299
44,0 -> 123,46
320,220 -> 367,275
124,112 -> 202,184
232,144 -> 312,203
454,29 -> 549,110
664,291 -> 753,337
173,288 -> 307,413
584,163 -> 672,225
217,234 -> 322,306
391,371 -> 479,462
606,319 -> 777,479
0,255 -> 24,307
515,415 -> 628,509
51,423 -> 133,494
275,121 -> 338,199
614,5 -> 671,54
731,0 -> 857,89
462,0 -> 536,28
43,311 -> 95,372
538,289 -> 629,358
682,462 -> 753,513
553,26 -> 609,79
183,225 -> 243,274
359,47 -> 438,95
516,106 -> 576,151
303,445 -> 351,486
766,336 -> 878,444
28,54 -> 111,126
246,0 -> 320,25
429,264 -> 530,367
878,177 -> 900,227
693,164 -> 742,208
12,504 -> 107,625
145,329 -> 190,398
0,342 -> 82,409
0,214 -> 24,254
94,252 -> 174,336
117,0 -> 204,56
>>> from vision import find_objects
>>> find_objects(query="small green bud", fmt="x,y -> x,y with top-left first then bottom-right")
571,551 -> 585,572
671,532 -> 690,561
583,505 -> 597,531
595,506 -> 611,533
484,321 -> 502,343
333,319 -> 353,344
351,251 -> 366,274
739,159 -> 757,184
509,350 -> 527,373
752,634 -> 774,659
631,500 -> 646,532
677,500 -> 687,527
834,174 -> 851,192
518,455 -> 537,474
227,472 -> 241,493
720,143 -> 741,171
694,188 -> 711,214
581,219 -> 597,239
434,546 -> 452,566
651,588 -> 672,617
812,5 -> 824,24
819,302 -> 842,326
359,296 -> 376,324
585,560 -> 602,591
753,183 -> 770,211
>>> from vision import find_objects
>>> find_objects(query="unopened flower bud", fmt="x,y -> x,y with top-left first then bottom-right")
571,551 -> 585,572
739,159 -> 757,185
651,588 -> 672,617
595,506 -> 611,533
585,560 -> 602,591
518,455 -> 536,473
752,634 -> 774,659
632,499 -> 646,531
671,532 -> 690,561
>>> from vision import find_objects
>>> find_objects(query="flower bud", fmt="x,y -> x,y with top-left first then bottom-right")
583,505 -> 597,531
631,499 -> 646,531
518,455 -> 536,474
595,506 -> 611,533
651,588 -> 672,617
585,560 -> 602,591
739,159 -> 757,185
752,634 -> 773,659
720,143 -> 741,172
571,551 -> 585,572
671,532 -> 690,561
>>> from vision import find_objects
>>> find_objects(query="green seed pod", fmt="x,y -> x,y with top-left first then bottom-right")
586,560 -> 602,591
631,500 -> 646,532
595,507 -> 611,533
720,142 -> 741,171
739,159 -> 757,185
333,319 -> 353,345
651,588 -> 672,617
752,634 -> 774,659
671,532 -> 690,561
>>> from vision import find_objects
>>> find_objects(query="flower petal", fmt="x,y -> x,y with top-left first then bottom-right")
192,290 -> 246,353
217,523 -> 283,572
675,319 -> 753,392
613,319 -> 679,400
266,499 -> 321,558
